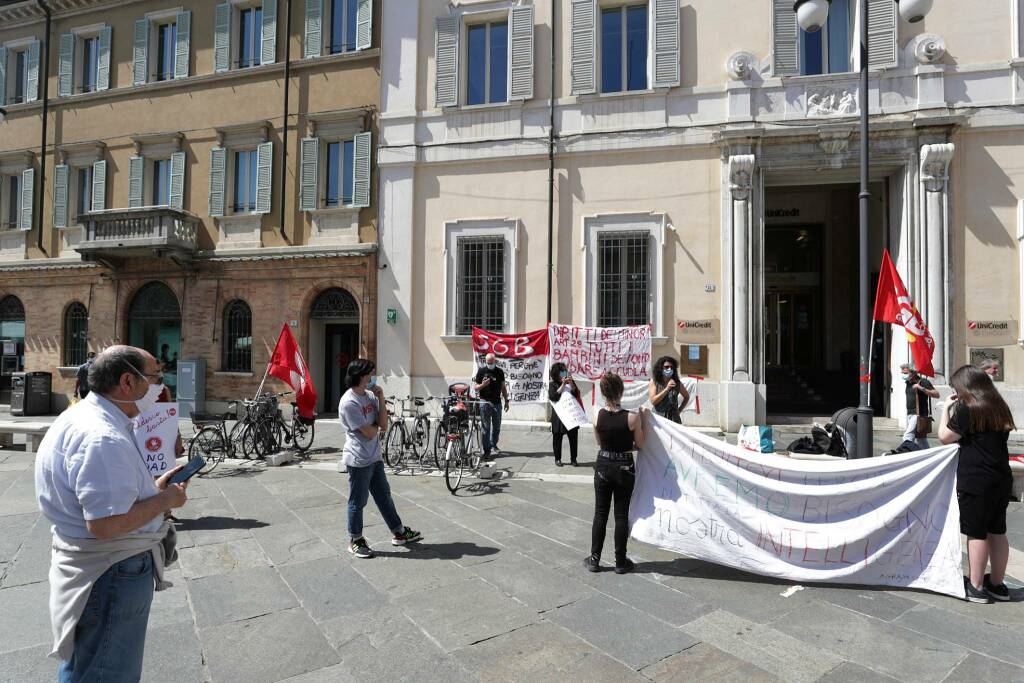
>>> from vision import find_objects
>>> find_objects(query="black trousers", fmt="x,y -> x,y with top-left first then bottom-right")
590,458 -> 635,562
552,429 -> 579,463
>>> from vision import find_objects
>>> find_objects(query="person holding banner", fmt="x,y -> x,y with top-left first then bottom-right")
648,356 -> 689,424
939,365 -> 1016,603
585,373 -> 647,575
548,363 -> 581,467
902,363 -> 939,450
473,353 -> 510,457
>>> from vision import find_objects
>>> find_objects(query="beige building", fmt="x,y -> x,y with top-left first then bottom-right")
0,0 -> 381,414
378,0 -> 1024,430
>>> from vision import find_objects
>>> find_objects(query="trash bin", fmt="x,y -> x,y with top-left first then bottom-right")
11,371 -> 52,417
9,373 -> 26,416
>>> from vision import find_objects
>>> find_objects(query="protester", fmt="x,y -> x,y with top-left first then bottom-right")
939,365 -> 1016,603
73,351 -> 96,400
34,346 -> 188,681
979,359 -> 999,381
339,359 -> 421,559
648,355 -> 689,423
548,362 -> 581,467
585,372 -> 647,574
473,352 -> 509,457
900,362 -> 939,450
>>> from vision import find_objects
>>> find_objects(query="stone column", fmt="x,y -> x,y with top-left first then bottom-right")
729,154 -> 755,381
920,143 -> 954,382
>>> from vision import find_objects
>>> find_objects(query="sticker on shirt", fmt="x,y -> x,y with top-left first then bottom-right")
134,403 -> 181,476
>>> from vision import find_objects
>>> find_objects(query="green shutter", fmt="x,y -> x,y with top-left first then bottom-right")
262,0 -> 277,65
570,0 -> 596,94
0,47 -> 6,106
58,33 -> 74,97
299,137 -> 319,211
509,6 -> 534,101
652,0 -> 680,88
133,19 -> 149,85
175,11 -> 191,78
867,0 -> 898,69
255,141 -> 273,214
209,147 -> 226,217
91,160 -> 106,211
214,4 -> 231,72
25,42 -> 40,102
128,156 -> 144,208
356,0 -> 373,51
435,16 -> 459,107
97,26 -> 111,91
169,151 -> 185,210
304,0 -> 323,58
352,131 -> 371,209
53,165 -> 69,229
19,168 -> 34,231
772,0 -> 799,75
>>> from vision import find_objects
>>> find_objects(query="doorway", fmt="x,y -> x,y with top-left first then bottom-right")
127,282 -> 182,398
324,323 -> 360,412
308,287 -> 360,415
0,295 -> 25,404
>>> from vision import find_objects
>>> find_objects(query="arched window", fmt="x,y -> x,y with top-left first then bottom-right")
0,295 -> 25,329
309,287 -> 359,321
222,299 -> 252,372
63,302 -> 89,366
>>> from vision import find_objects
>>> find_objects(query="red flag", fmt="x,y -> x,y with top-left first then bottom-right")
872,250 -> 936,377
267,324 -> 317,418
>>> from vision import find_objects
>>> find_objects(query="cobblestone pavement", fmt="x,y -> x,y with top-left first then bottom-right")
3,423 -> 1024,682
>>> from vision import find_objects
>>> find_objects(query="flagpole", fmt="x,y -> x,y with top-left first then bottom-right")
254,363 -> 271,398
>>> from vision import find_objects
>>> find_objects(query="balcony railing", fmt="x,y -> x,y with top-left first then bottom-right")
75,207 -> 200,260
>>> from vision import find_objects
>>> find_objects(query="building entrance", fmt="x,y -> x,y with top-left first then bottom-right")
308,287 -> 360,415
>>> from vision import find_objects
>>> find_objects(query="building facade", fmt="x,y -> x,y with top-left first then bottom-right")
378,0 -> 1024,430
0,0 -> 381,414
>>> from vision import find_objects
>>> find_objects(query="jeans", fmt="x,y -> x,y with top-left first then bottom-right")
58,551 -> 155,683
903,415 -> 930,450
590,458 -> 636,563
553,429 -> 579,463
347,460 -> 403,540
480,401 -> 502,454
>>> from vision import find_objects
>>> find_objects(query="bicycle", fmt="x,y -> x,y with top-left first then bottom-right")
440,411 -> 471,493
188,401 -> 247,475
383,396 -> 431,469
245,391 -> 317,459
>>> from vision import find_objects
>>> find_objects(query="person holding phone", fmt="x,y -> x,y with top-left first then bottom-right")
648,356 -> 689,424
548,362 -> 581,467
473,353 -> 510,457
35,346 -> 188,681
939,364 -> 1017,604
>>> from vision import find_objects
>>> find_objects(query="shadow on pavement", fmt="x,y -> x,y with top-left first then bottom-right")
373,541 -> 500,561
174,516 -> 270,532
453,481 -> 509,497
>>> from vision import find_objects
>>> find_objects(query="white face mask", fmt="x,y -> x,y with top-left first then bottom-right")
110,361 -> 163,414
662,368 -> 674,378
486,363 -> 496,370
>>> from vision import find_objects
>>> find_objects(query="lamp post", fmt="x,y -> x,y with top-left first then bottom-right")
793,0 -> 933,459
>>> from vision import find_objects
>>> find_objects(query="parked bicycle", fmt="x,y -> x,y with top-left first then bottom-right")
188,400 -> 247,475
383,396 -> 432,469
245,391 -> 317,458
432,390 -> 485,472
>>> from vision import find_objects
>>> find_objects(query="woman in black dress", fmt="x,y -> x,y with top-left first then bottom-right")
585,372 -> 647,574
648,356 -> 689,423
548,362 -> 581,467
939,365 -> 1017,603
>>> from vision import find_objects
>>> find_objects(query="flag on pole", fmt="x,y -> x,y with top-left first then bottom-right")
268,324 -> 317,418
873,250 -> 936,377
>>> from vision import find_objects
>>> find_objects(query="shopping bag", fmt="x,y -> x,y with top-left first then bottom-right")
738,425 -> 775,454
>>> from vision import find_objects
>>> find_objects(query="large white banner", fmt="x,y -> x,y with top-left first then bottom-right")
630,417 -> 965,598
134,403 -> 181,477
472,328 -> 549,403
547,324 -> 652,382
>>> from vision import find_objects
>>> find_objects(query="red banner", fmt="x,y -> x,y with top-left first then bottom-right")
268,324 -> 318,418
471,328 -> 548,403
471,327 -> 549,358
873,250 -> 936,377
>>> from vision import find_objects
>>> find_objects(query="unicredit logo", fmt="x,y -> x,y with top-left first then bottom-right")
969,321 -> 1008,331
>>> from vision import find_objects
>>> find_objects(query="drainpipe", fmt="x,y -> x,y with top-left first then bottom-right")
35,0 -> 52,256
545,0 -> 556,323
278,0 -> 293,244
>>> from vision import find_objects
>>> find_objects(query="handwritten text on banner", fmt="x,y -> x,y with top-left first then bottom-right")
134,403 -> 181,477
547,324 -> 652,381
472,328 -> 549,403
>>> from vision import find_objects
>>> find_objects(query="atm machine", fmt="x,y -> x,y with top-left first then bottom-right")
0,339 -> 24,404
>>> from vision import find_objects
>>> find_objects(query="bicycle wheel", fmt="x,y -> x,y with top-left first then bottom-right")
239,422 -> 259,459
432,422 -> 446,470
467,421 -> 483,469
253,420 -> 279,459
226,419 -> 246,459
411,416 -> 430,460
444,438 -> 464,494
190,426 -> 225,476
291,415 -> 315,453
385,423 -> 406,468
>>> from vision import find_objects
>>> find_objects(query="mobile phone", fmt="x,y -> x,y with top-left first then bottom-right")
168,455 -> 205,485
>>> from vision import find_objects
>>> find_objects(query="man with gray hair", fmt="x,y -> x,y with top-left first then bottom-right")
901,362 -> 939,450
979,358 -> 1000,381
35,345 -> 188,681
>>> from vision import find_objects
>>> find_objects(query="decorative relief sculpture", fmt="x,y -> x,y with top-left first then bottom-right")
806,88 -> 857,117
726,52 -> 758,81
920,143 -> 955,192
728,155 -> 755,201
910,34 -> 947,65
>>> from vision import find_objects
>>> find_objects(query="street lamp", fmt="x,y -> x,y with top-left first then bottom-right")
793,0 -> 933,459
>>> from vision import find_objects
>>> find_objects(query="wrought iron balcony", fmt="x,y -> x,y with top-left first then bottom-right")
75,207 -> 200,264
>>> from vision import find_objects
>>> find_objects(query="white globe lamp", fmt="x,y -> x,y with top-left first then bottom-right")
794,0 -> 831,33
895,0 -> 933,23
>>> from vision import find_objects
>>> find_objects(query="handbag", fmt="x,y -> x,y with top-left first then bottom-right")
915,392 -> 933,438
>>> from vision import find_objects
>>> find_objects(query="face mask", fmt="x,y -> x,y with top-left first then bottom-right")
109,361 -> 163,413
486,363 -> 496,371
560,371 -> 568,380
902,373 -> 911,382
662,368 -> 674,378
366,376 -> 377,388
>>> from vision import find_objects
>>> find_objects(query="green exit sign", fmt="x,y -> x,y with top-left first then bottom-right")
386,308 -> 397,325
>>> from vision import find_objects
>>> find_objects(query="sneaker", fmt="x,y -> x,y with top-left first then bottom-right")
964,577 -> 993,604
392,527 -> 423,546
984,574 -> 1011,602
614,558 -> 635,575
583,555 -> 601,573
555,460 -> 563,467
349,538 -> 374,559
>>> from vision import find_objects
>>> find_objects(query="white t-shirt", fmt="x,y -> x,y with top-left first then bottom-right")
339,389 -> 382,468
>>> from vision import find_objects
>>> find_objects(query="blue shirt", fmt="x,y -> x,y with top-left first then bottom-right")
35,393 -> 162,539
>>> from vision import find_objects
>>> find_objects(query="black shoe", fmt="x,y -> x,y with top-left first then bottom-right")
349,538 -> 374,559
555,460 -> 563,467
984,574 -> 1011,601
614,558 -> 635,575
964,577 -> 993,603
583,555 -> 601,573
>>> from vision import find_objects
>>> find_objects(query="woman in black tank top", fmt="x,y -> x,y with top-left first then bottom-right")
585,373 -> 647,575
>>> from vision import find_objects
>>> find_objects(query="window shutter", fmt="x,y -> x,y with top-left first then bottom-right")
53,165 -> 69,229
209,147 -> 226,217
0,48 -> 6,106
91,160 -> 106,211
570,0 -> 596,95
26,41 -> 40,102
128,156 -> 144,208
304,0 -> 323,59
435,16 -> 459,107
261,0 -> 277,65
58,33 -> 75,97
772,0 -> 799,75
175,11 -> 191,78
356,0 -> 373,51
352,131 -> 371,208
867,0 -> 898,69
133,19 -> 149,85
169,151 -> 185,210
214,4 -> 231,72
652,0 -> 680,88
509,5 -> 534,101
299,137 -> 319,211
255,141 -> 273,214
19,168 -> 34,231
97,26 -> 112,91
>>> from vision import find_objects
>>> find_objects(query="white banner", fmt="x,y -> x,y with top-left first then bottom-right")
474,354 -> 547,403
551,392 -> 588,432
548,324 -> 652,382
630,417 -> 965,598
134,403 -> 181,477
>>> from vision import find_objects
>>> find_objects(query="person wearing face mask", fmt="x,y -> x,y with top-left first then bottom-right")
548,362 -> 581,467
900,362 -> 939,450
473,352 -> 510,457
35,346 -> 188,681
648,356 -> 689,424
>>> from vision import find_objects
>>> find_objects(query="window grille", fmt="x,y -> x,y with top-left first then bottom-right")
597,232 -> 649,327
63,302 -> 89,366
457,238 -> 505,334
222,299 -> 252,372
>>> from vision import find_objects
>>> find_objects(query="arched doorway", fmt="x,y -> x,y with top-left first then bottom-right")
308,287 -> 359,414
127,282 -> 181,397
0,295 -> 25,404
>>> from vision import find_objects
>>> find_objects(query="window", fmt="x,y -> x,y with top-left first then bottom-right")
324,140 -> 355,207
466,20 -> 508,105
152,158 -> 171,206
221,299 -> 252,372
3,175 -> 20,230
10,50 -> 27,104
800,0 -> 851,75
155,22 -> 177,81
58,28 -> 111,97
233,149 -> 259,213
238,6 -> 263,69
63,302 -> 89,367
76,166 -> 92,218
329,0 -> 359,54
597,233 -> 649,326
81,36 -> 99,93
456,238 -> 506,334
600,3 -> 647,93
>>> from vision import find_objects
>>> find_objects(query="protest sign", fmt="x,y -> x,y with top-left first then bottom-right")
630,417 -> 964,598
551,391 -> 588,432
547,324 -> 652,381
472,327 -> 548,403
134,403 -> 181,477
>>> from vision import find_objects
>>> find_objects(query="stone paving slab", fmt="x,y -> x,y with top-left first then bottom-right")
187,565 -> 299,628
638,641 -> 778,682
467,551 -> 595,613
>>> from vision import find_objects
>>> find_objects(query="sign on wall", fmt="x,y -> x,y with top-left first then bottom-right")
676,319 -> 719,344
966,320 -> 1018,347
